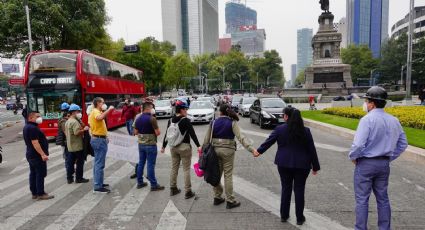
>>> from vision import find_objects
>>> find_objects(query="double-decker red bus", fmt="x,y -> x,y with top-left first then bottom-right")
24,50 -> 145,137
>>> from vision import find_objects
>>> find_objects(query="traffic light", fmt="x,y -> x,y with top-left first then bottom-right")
123,45 -> 140,53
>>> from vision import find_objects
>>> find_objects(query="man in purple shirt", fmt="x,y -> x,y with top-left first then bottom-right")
349,86 -> 408,230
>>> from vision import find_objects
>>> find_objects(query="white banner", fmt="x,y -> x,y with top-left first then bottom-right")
107,132 -> 139,163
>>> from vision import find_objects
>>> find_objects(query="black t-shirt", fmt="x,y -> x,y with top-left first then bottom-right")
23,122 -> 49,160
163,115 -> 200,148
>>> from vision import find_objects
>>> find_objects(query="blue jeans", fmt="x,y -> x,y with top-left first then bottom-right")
27,158 -> 47,196
91,137 -> 108,190
354,158 -> 391,230
137,144 -> 159,187
126,119 -> 134,135
66,151 -> 85,180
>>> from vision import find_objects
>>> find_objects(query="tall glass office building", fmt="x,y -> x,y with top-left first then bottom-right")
297,28 -> 313,75
162,0 -> 218,56
225,1 -> 257,34
346,0 -> 389,57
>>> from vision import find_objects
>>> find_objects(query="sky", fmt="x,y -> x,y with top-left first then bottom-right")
105,0 -> 425,79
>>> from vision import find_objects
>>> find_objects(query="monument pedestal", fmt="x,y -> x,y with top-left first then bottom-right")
304,12 -> 353,89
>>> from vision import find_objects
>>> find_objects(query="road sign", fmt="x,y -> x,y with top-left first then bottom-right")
123,45 -> 140,53
8,78 -> 25,86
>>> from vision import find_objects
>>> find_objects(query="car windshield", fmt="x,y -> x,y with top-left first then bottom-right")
198,97 -> 212,101
190,101 -> 213,109
155,100 -> 170,107
232,97 -> 243,104
30,53 -> 77,74
27,89 -> 81,119
262,99 -> 286,108
243,98 -> 257,104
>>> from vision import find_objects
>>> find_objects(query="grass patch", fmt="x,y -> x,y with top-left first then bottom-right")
302,110 -> 425,149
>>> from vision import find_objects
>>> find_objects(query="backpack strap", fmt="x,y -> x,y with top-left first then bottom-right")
209,120 -> 215,144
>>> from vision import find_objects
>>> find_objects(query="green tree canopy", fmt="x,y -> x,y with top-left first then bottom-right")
163,52 -> 196,89
294,70 -> 305,86
341,44 -> 378,84
0,0 -> 109,56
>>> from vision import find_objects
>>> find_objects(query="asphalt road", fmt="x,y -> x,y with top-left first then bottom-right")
0,115 -> 424,230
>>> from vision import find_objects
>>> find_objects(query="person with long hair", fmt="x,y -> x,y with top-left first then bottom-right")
203,104 -> 260,209
257,107 -> 320,225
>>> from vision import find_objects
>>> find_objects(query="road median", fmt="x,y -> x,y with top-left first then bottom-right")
304,118 -> 425,165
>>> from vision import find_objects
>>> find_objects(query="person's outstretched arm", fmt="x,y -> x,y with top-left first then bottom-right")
306,129 -> 320,172
257,127 -> 279,154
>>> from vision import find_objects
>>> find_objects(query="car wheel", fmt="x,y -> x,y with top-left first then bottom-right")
259,117 -> 266,129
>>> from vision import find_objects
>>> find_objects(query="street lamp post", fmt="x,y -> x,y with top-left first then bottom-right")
370,69 -> 377,86
256,72 -> 259,93
24,0 -> 33,53
201,72 -> 208,94
406,0 -> 415,101
236,73 -> 242,91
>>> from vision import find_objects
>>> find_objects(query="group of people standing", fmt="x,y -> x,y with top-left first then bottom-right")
22,86 -> 408,229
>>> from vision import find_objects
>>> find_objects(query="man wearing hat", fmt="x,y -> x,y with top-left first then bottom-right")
349,86 -> 408,230
65,104 -> 90,184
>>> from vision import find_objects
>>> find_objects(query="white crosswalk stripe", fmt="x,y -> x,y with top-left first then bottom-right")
8,147 -> 63,175
44,162 -> 134,230
0,159 -> 117,230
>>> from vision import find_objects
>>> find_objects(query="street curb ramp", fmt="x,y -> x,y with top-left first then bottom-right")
304,118 -> 425,165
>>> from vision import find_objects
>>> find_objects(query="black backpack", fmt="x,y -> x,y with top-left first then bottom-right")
56,118 -> 66,146
199,121 -> 221,187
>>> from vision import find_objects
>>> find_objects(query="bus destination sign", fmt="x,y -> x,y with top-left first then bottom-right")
28,74 -> 77,88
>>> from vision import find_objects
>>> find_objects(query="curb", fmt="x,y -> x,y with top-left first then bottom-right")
304,118 -> 425,165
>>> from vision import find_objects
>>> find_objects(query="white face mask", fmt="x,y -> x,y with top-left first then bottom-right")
35,117 -> 43,124
76,113 -> 82,119
101,104 -> 107,111
151,109 -> 156,115
130,102 -> 134,106
362,102 -> 369,113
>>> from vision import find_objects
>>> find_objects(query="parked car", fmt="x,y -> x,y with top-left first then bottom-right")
231,95 -> 243,113
154,100 -> 174,118
249,98 -> 287,129
187,101 -> 215,123
238,97 -> 257,117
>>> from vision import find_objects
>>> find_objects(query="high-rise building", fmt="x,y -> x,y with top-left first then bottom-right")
219,37 -> 232,54
346,0 -> 389,57
161,0 -> 219,56
225,1 -> 257,34
297,28 -> 313,75
391,6 -> 425,40
335,17 -> 348,48
231,29 -> 266,57
290,64 -> 297,87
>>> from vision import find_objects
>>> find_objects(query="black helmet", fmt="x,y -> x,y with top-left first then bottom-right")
362,86 -> 388,101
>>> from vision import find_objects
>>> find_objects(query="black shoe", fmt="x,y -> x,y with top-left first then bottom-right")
281,217 -> 289,223
102,184 -> 110,187
185,191 -> 195,199
137,182 -> 148,189
75,178 -> 89,183
130,174 -> 137,179
213,198 -> 225,206
151,185 -> 165,191
296,216 -> 306,225
170,187 -> 181,196
226,201 -> 241,209
67,178 -> 74,184
93,187 -> 111,193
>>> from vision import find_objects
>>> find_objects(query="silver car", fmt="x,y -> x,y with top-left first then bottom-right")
187,101 -> 215,123
238,97 -> 257,117
154,100 -> 174,118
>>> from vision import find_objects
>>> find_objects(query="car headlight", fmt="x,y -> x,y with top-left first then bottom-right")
261,111 -> 274,119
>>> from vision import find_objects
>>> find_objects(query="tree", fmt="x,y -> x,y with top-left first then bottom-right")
0,0 -> 109,56
341,44 -> 378,84
379,34 -> 408,84
249,50 -> 284,88
294,70 -> 305,86
163,52 -> 196,89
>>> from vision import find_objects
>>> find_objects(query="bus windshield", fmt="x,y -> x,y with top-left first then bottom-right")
30,53 -> 77,74
27,89 -> 81,119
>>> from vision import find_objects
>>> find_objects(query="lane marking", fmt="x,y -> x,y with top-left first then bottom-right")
233,176 -> 352,230
0,157 -> 93,208
156,200 -> 187,230
338,182 -> 350,191
0,159 -> 117,229
240,129 -> 349,153
44,163 -> 134,230
1,150 -> 66,190
9,149 -> 63,175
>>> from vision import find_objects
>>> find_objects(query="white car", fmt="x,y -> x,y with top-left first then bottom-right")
238,97 -> 257,117
187,101 -> 215,123
154,100 -> 174,118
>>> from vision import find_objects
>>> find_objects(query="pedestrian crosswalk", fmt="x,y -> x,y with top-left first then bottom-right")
0,132 -> 354,230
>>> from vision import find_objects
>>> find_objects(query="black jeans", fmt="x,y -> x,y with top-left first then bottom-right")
28,158 -> 47,196
278,167 -> 310,221
66,151 -> 85,180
